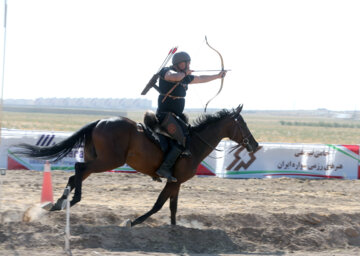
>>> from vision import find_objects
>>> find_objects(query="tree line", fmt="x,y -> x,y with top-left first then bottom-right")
280,121 -> 360,129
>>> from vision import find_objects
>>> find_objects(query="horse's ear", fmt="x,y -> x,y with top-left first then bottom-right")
235,104 -> 243,115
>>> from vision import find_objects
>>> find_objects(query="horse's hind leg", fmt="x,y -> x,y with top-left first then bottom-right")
71,162 -> 86,206
50,135 -> 97,211
131,182 -> 180,227
70,156 -> 125,207
50,163 -> 85,211
51,161 -> 91,210
50,175 -> 76,211
70,135 -> 99,206
50,161 -> 96,210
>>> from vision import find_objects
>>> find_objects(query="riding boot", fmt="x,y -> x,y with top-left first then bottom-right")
181,135 -> 191,157
156,144 -> 183,183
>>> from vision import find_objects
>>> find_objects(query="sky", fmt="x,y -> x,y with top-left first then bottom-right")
0,0 -> 359,111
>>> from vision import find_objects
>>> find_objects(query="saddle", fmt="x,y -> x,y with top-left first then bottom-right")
139,111 -> 189,153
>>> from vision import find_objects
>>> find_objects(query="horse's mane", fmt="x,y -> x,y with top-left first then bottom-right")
191,109 -> 233,132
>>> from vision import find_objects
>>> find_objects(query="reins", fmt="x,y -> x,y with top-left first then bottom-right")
193,131 -> 225,159
193,131 -> 223,152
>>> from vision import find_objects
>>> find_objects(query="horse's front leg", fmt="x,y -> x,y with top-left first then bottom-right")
131,182 -> 180,227
170,185 -> 180,225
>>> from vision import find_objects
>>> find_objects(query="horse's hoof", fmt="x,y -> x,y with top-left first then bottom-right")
49,204 -> 60,211
49,199 -> 66,211
122,219 -> 132,227
40,202 -> 54,211
49,205 -> 60,211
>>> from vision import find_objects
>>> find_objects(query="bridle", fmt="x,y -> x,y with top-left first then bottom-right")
194,114 -> 252,153
230,115 -> 252,149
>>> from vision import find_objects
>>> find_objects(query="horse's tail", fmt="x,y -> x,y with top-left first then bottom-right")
14,120 -> 100,162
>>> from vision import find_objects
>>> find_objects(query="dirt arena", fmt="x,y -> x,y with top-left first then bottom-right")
1,170 -> 360,256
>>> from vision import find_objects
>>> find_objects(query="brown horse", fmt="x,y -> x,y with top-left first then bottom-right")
15,105 -> 258,226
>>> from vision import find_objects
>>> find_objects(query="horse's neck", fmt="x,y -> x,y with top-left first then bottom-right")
190,121 -> 227,162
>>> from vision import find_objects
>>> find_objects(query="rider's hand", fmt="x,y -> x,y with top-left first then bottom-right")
183,69 -> 193,76
218,70 -> 227,79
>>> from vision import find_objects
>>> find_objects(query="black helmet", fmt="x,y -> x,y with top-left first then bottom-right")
172,52 -> 191,65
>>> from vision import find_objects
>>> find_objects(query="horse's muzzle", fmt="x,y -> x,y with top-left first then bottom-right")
245,139 -> 259,153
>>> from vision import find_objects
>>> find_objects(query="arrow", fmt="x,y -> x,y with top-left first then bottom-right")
192,69 -> 231,72
141,46 -> 178,95
157,46 -> 178,73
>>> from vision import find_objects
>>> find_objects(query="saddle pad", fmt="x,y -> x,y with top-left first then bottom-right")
138,123 -> 169,153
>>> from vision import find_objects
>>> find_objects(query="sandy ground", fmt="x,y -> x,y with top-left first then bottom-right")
1,170 -> 360,256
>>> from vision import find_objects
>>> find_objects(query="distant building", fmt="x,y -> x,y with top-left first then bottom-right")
4,98 -> 152,110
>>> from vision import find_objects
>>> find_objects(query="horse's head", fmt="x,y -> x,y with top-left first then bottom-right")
228,104 -> 259,152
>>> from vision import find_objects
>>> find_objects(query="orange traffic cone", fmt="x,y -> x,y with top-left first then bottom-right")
41,161 -> 53,203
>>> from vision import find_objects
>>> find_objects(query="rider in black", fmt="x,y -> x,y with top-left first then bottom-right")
155,51 -> 227,182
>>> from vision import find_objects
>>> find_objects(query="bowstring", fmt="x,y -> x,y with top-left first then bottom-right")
189,39 -> 207,112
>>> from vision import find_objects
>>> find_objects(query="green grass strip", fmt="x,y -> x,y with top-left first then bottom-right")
201,160 -> 214,171
7,149 -> 33,169
224,170 -> 327,176
113,167 -> 135,171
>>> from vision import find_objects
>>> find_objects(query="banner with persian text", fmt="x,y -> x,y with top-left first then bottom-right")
215,141 -> 359,179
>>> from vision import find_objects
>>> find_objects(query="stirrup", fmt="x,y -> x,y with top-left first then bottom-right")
156,169 -> 177,183
181,149 -> 191,157
166,176 -> 177,183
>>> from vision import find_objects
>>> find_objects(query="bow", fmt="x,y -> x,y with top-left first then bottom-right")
204,36 -> 225,112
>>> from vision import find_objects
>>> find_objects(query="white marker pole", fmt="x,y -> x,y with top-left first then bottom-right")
0,168 -> 5,211
0,0 -> 7,144
64,186 -> 72,256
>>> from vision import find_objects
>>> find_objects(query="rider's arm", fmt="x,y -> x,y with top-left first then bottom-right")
164,70 -> 187,82
190,71 -> 227,84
